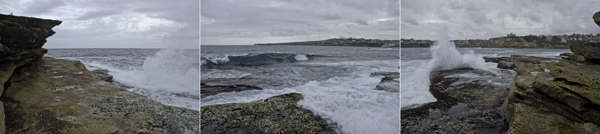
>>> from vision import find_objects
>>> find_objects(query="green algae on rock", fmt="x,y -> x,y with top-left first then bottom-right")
2,57 -> 199,134
201,93 -> 338,134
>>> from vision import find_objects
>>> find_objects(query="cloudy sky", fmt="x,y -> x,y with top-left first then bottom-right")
402,0 -> 600,40
0,0 -> 198,48
201,0 -> 399,45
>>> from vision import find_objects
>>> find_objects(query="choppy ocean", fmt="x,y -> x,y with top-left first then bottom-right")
201,45 -> 400,134
46,48 -> 200,111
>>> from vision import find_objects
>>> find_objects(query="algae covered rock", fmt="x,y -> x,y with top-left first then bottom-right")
1,57 -> 199,134
201,93 -> 337,134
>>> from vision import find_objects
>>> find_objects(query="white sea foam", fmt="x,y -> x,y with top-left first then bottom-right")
201,60 -> 399,134
294,54 -> 308,61
401,26 -> 487,109
72,50 -> 200,111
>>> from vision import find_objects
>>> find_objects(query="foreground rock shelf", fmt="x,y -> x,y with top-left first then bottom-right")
2,57 -> 199,133
0,14 -> 199,133
201,93 -> 337,134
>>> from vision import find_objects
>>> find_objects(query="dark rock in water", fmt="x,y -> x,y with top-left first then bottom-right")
201,93 -> 338,134
570,42 -> 600,63
90,69 -> 113,82
498,61 -> 516,69
483,56 -> 511,63
201,83 -> 263,98
370,72 -> 399,92
402,68 -> 515,133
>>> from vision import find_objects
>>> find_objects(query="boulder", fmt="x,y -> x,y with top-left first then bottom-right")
201,93 -> 337,134
370,72 -> 399,92
570,42 -> 600,63
594,11 -> 600,27
2,57 -> 199,133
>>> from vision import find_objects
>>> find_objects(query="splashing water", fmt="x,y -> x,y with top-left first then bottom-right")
401,26 -> 486,108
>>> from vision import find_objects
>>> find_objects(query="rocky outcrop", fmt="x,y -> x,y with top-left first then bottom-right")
0,14 -> 61,134
570,42 -> 600,63
0,14 -> 199,133
370,72 -> 399,92
500,55 -> 600,133
401,68 -> 515,133
499,12 -> 600,133
2,57 -> 199,133
201,93 -> 337,134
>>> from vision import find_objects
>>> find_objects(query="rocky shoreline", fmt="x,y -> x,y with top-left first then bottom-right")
0,14 -> 199,133
201,71 -> 399,133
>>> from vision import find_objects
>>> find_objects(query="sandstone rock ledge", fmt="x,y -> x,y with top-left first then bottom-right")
485,44 -> 600,133
2,57 -> 199,133
201,93 -> 338,134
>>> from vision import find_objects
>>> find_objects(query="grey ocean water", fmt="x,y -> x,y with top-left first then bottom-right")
47,49 -> 200,111
201,45 -> 400,134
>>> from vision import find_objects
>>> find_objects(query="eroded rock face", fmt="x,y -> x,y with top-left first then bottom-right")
501,56 -> 600,133
0,14 -> 61,134
1,57 -> 199,133
201,93 -> 337,134
0,14 -> 61,49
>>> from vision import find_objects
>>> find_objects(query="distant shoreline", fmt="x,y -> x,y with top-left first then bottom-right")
254,38 -> 400,47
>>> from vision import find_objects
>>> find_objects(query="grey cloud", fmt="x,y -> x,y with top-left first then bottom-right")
23,0 -> 66,15
202,0 -> 398,45
76,10 -> 121,20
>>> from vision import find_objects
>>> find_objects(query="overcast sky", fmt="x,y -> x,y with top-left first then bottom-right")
201,0 -> 399,45
0,0 -> 198,48
402,0 -> 600,40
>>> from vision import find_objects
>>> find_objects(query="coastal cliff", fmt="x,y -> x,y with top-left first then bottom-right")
0,14 -> 199,133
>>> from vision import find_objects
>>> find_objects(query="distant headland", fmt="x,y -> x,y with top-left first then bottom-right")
402,33 -> 600,49
254,38 -> 400,47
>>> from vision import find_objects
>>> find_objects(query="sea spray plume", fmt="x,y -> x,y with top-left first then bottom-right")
428,26 -> 486,71
401,26 -> 486,109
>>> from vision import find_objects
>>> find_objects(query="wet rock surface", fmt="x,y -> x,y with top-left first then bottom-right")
370,72 -> 399,92
201,83 -> 263,98
90,69 -> 113,82
1,57 -> 199,133
401,68 -> 515,133
201,93 -> 337,134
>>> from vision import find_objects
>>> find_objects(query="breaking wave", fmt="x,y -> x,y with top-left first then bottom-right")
201,53 -> 314,66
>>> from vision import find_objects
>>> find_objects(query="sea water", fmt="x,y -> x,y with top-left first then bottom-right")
46,48 -> 200,111
201,45 -> 400,134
